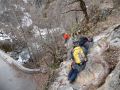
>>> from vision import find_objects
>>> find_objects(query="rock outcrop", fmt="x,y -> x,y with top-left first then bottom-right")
97,25 -> 120,90
0,0 -> 120,89
34,0 -> 115,30
49,24 -> 120,90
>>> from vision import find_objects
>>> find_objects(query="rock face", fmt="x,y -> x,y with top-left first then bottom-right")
34,0 -> 120,31
0,0 -> 120,33
0,0 -> 120,43
0,0 -> 120,89
97,25 -> 120,90
49,24 -> 120,90
35,0 -> 115,30
98,62 -> 120,90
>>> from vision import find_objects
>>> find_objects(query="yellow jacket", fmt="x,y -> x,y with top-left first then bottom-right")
73,46 -> 85,64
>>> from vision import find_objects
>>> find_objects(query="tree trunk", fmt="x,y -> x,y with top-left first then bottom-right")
79,0 -> 89,23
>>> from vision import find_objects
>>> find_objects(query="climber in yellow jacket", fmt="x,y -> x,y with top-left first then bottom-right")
68,40 -> 87,83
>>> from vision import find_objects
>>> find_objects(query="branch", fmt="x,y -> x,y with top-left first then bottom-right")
61,9 -> 83,14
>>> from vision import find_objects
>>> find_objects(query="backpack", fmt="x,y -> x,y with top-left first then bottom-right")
73,46 -> 85,64
79,36 -> 88,46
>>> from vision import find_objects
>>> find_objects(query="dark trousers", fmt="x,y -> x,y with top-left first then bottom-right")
68,62 -> 86,82
68,68 -> 78,82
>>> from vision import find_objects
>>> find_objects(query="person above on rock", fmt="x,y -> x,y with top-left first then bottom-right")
68,41 -> 87,83
63,33 -> 70,44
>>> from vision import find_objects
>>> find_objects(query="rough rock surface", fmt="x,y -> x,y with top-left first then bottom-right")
0,0 -> 120,90
97,25 -> 120,90
49,24 -> 120,90
35,0 -> 115,30
0,0 -> 120,33
97,61 -> 120,90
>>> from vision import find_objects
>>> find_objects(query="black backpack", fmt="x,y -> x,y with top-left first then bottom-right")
79,37 -> 88,46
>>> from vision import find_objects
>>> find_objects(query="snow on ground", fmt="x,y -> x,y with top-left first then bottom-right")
17,49 -> 30,64
33,25 -> 65,37
0,30 -> 12,42
22,12 -> 32,27
17,56 -> 23,63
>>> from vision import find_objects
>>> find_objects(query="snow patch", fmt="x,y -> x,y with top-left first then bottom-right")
22,12 -> 32,27
17,56 -> 23,63
33,26 -> 65,37
0,30 -> 12,42
17,49 -> 30,64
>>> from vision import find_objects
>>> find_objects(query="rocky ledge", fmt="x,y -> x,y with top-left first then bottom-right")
49,24 -> 120,90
